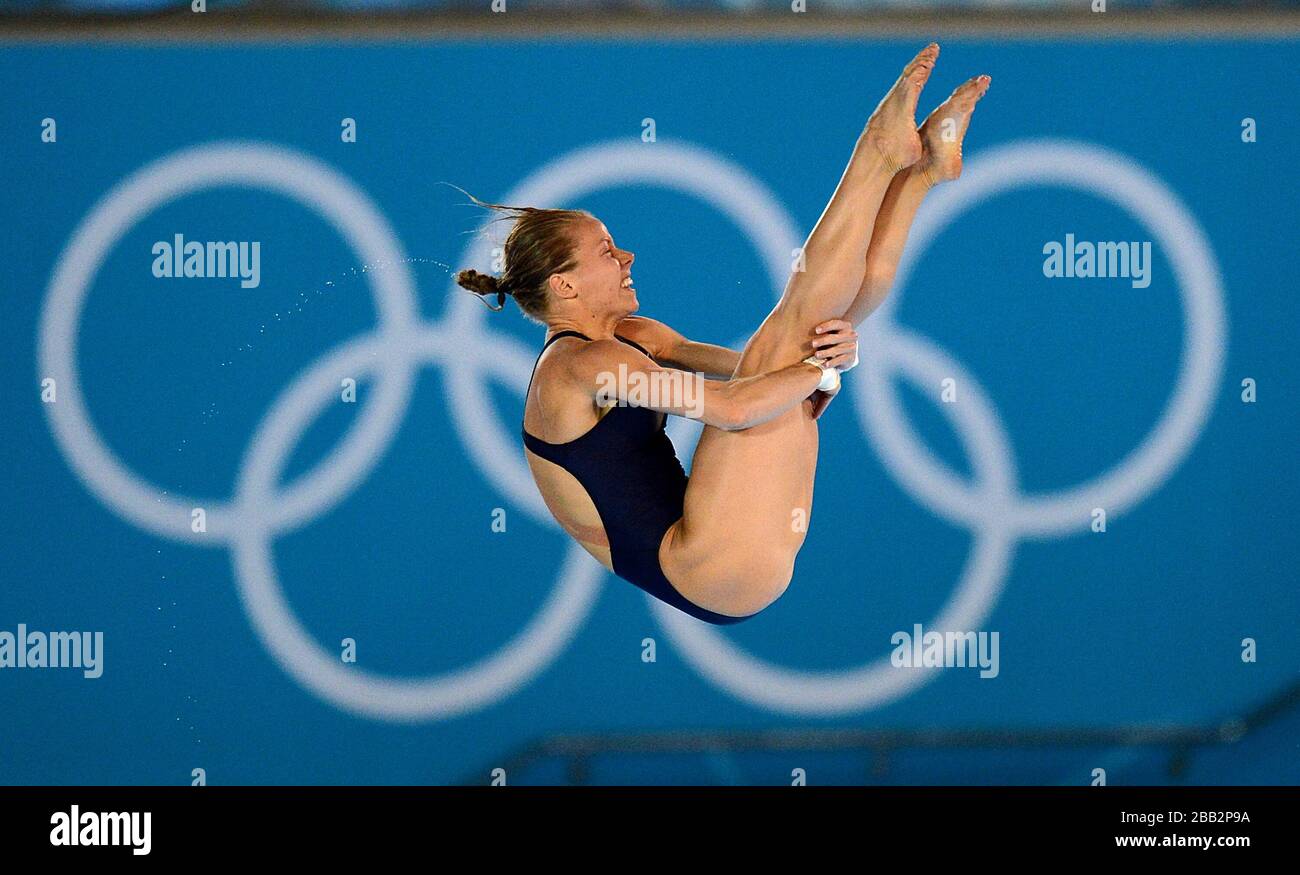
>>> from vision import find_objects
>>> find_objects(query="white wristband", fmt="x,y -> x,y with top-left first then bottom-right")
803,356 -> 841,392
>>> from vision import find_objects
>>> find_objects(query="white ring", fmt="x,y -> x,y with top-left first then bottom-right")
871,140 -> 1226,537
38,141 -> 420,544
231,326 -> 605,720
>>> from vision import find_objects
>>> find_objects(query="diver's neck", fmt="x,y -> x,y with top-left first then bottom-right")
545,312 -> 623,342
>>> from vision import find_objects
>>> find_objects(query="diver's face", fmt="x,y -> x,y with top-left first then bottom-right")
566,217 -> 637,317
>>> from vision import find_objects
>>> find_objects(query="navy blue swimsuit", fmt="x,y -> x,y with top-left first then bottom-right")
522,330 -> 754,625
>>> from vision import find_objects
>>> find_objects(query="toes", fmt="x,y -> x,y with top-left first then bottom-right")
957,74 -> 991,102
909,42 -> 940,64
905,43 -> 940,82
942,75 -> 990,113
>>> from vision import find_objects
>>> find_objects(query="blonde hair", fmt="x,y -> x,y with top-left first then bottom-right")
453,189 -> 593,325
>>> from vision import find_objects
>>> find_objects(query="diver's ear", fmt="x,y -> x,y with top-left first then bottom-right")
548,272 -> 577,301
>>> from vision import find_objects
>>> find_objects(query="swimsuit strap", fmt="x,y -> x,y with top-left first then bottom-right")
542,329 -> 591,349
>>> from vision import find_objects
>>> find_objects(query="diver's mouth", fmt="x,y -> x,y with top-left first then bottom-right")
620,274 -> 635,292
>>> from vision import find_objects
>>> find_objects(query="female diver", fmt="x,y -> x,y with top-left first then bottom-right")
456,45 -> 989,624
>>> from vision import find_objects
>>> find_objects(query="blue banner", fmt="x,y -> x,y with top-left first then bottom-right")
1,38 -> 1296,785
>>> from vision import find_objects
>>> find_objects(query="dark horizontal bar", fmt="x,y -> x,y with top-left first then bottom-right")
2,9 -> 1300,41
477,680 -> 1300,782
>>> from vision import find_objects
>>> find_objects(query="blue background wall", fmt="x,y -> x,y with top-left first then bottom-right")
1,38 -> 1296,784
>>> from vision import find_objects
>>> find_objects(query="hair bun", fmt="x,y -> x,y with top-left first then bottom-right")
455,268 -> 498,295
455,269 -> 508,311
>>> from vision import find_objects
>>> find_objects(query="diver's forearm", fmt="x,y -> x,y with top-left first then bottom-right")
713,362 -> 824,430
664,340 -> 741,380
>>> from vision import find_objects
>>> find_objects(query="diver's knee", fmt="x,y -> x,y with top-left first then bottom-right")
733,547 -> 796,607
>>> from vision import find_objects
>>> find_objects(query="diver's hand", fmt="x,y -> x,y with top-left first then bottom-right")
807,319 -> 855,420
810,319 -> 859,372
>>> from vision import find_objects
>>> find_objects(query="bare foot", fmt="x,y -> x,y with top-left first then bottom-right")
915,74 -> 991,187
863,43 -> 940,174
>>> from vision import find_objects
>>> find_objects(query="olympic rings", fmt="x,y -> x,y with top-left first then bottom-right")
39,138 -> 1224,720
